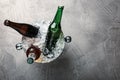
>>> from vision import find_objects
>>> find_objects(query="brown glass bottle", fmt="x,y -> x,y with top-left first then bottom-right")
26,45 -> 41,64
4,20 -> 39,38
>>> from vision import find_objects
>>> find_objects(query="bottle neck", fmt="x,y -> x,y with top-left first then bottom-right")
4,20 -> 28,34
4,20 -> 39,38
53,6 -> 64,24
28,53 -> 36,60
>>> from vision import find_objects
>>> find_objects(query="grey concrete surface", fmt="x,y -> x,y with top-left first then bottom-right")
0,0 -> 120,80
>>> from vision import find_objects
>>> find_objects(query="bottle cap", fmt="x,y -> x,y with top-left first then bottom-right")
58,6 -> 64,9
4,20 -> 10,26
27,58 -> 34,64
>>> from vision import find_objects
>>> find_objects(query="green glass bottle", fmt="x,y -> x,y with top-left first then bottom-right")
45,6 -> 64,53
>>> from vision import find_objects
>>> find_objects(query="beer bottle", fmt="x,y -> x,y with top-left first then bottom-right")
4,20 -> 39,38
45,6 -> 64,53
26,45 -> 41,64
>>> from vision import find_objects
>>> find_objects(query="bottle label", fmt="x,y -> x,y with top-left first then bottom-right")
51,23 -> 56,28
50,23 -> 58,33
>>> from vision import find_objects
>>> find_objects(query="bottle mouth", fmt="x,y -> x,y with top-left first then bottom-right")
58,6 -> 64,9
27,58 -> 34,64
4,20 -> 10,26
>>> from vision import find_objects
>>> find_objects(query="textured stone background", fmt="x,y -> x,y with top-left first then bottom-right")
0,0 -> 120,80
